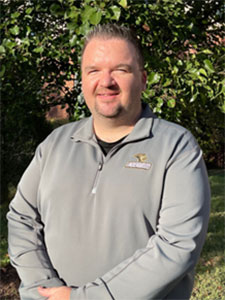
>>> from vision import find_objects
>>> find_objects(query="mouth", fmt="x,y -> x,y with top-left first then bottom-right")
96,92 -> 120,101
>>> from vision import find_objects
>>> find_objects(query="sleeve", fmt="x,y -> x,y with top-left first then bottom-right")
7,144 -> 65,300
69,134 -> 211,299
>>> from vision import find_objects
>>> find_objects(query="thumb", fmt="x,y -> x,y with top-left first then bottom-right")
38,286 -> 53,297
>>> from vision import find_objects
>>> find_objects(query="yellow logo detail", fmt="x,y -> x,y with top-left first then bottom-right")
125,153 -> 151,170
134,153 -> 148,163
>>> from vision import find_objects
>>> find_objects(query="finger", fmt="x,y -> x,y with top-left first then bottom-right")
37,286 -> 54,297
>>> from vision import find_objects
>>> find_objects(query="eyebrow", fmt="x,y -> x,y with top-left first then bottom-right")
84,66 -> 98,72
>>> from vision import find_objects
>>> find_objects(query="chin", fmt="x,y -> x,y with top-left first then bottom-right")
95,106 -> 124,119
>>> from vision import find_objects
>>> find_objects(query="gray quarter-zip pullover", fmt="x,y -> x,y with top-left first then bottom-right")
7,105 -> 210,299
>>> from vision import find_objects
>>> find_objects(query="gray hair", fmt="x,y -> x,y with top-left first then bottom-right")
82,24 -> 144,69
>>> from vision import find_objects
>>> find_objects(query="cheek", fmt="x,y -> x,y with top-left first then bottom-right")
132,76 -> 145,93
123,78 -> 142,95
117,77 -> 133,91
82,80 -> 99,110
82,78 -> 97,95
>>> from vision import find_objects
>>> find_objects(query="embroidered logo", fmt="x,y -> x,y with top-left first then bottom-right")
125,153 -> 151,170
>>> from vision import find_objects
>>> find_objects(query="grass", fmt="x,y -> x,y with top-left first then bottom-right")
0,169 -> 224,299
191,169 -> 225,300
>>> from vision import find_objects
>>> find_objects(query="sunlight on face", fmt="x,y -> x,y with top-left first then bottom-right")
82,38 -> 146,122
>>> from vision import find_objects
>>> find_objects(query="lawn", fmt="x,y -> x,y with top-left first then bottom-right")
191,169 -> 225,300
0,169 -> 224,299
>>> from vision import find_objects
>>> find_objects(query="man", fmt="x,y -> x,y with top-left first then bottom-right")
7,24 -> 210,300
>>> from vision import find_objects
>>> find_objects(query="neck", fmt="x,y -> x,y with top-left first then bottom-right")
93,108 -> 142,142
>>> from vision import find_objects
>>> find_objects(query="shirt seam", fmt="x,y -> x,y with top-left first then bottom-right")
101,246 -> 152,285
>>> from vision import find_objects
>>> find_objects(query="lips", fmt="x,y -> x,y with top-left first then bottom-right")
96,91 -> 120,101
98,93 -> 118,96
97,90 -> 119,95
98,93 -> 119,96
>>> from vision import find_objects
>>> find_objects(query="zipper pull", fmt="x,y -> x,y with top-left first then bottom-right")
92,162 -> 103,194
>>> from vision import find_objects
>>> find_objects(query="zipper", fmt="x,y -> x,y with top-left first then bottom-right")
91,139 -> 129,194
91,141 -> 127,194
91,160 -> 103,194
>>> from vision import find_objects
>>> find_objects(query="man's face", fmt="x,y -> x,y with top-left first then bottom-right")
81,38 -> 146,121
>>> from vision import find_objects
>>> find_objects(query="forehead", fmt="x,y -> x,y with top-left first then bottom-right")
82,37 -> 138,67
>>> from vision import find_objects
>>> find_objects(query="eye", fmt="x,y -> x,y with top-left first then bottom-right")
88,69 -> 98,74
115,68 -> 127,73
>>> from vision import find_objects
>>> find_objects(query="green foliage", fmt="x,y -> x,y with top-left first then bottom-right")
191,170 -> 225,299
0,0 -> 224,202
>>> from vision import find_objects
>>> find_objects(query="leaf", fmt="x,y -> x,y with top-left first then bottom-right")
0,45 -> 6,54
110,6 -> 121,21
188,68 -> 199,79
163,79 -> 172,87
89,10 -> 102,25
221,79 -> 225,94
78,23 -> 90,36
50,4 -> 63,16
165,57 -> 171,65
9,25 -> 20,36
69,35 -> 77,47
65,6 -> 78,19
204,59 -> 214,73
67,21 -> 77,31
201,49 -> 213,55
81,6 -> 96,23
190,93 -> 198,103
172,66 -> 178,75
119,0 -> 128,9
188,22 -> 194,30
4,39 -> 16,49
189,68 -> 198,75
33,46 -> 44,53
167,98 -> 176,108
22,37 -> 30,46
198,75 -> 207,83
148,72 -> 160,85
11,12 -> 20,19
220,102 -> 225,114
0,65 -> 5,77
153,106 -> 162,114
25,7 -> 33,15
199,68 -> 208,77
156,97 -> 163,107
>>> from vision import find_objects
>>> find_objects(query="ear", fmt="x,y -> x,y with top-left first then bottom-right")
141,70 -> 147,91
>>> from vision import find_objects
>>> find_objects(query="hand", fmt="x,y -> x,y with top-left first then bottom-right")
38,286 -> 72,300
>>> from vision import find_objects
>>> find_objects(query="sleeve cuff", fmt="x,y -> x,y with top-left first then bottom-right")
70,278 -> 113,300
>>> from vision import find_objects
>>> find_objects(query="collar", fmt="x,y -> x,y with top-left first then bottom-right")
124,103 -> 156,143
71,103 -> 157,143
71,115 -> 94,142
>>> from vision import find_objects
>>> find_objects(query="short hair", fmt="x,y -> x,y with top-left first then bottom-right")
82,24 -> 144,69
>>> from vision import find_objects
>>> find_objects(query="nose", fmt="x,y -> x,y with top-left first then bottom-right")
99,71 -> 116,88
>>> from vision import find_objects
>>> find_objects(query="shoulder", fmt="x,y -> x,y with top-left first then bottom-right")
154,117 -> 189,135
141,104 -> 197,150
38,117 -> 90,155
152,117 -> 199,152
46,118 -> 89,142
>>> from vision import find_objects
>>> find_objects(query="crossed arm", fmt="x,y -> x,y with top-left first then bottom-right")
7,141 -> 210,300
